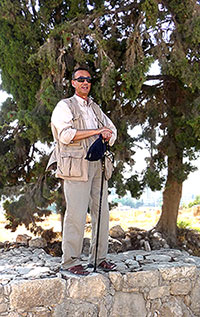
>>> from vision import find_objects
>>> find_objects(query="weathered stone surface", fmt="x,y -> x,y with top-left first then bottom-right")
29,237 -> 47,248
109,225 -> 125,239
53,299 -> 98,317
16,234 -> 31,245
10,278 -> 66,310
124,270 -> 159,289
110,292 -> 147,317
28,306 -> 52,317
190,278 -> 200,315
148,286 -> 170,299
1,247 -> 200,316
149,298 -> 162,313
170,279 -> 191,295
6,312 -> 21,317
159,299 -> 183,317
0,285 -> 3,296
159,265 -> 197,281
109,272 -> 123,291
145,254 -> 172,262
67,274 -> 108,299
0,302 -> 8,313
124,259 -> 140,269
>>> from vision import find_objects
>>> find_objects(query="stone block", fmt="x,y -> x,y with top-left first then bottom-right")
190,278 -> 200,315
148,286 -> 170,299
109,225 -> 125,239
159,298 -> 183,317
159,265 -> 197,281
124,270 -> 159,289
109,272 -> 123,291
145,254 -> 172,262
53,298 -> 98,317
170,280 -> 191,295
67,274 -> 108,299
110,292 -> 147,317
10,278 -> 66,310
29,238 -> 47,248
124,259 -> 140,269
0,302 -> 8,313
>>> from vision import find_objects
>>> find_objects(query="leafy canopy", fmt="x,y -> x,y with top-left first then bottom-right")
0,0 -> 199,233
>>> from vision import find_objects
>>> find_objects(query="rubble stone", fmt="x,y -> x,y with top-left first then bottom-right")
0,244 -> 200,316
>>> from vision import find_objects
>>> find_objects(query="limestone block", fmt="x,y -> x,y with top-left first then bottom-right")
109,272 -> 123,291
109,225 -> 125,239
124,270 -> 159,289
159,301 -> 183,317
29,238 -> 47,248
190,278 -> 200,315
67,274 -> 108,299
124,259 -> 140,269
10,278 -> 66,310
16,234 -> 31,245
53,298 -> 98,317
0,302 -> 8,313
148,286 -> 170,299
145,254 -> 172,262
110,292 -> 147,317
170,280 -> 191,295
150,298 -> 162,312
159,265 -> 197,281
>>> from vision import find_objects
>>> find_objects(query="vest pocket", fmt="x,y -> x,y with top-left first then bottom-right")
60,150 -> 84,177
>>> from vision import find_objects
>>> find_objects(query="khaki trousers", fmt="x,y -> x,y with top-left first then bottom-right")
62,160 -> 109,269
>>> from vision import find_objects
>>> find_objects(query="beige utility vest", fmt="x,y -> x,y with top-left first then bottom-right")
47,96 -> 104,181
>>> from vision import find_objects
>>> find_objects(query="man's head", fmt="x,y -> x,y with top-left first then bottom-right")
72,67 -> 92,99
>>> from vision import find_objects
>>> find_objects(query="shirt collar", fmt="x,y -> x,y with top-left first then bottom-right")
74,94 -> 89,107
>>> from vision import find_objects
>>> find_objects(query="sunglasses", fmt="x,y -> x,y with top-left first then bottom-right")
73,76 -> 92,83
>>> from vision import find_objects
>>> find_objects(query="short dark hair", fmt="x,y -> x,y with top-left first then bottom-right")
72,66 -> 91,79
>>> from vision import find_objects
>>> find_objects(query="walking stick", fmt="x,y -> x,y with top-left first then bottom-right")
93,156 -> 105,272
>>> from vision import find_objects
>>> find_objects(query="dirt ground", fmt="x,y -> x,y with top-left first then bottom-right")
1,206 -> 200,257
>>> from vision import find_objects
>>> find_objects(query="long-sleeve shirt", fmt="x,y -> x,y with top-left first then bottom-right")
51,94 -> 117,146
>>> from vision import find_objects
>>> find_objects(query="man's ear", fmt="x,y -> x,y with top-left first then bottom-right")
71,80 -> 75,88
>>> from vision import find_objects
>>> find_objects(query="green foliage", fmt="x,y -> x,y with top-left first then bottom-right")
143,167 -> 164,191
141,0 -> 158,28
177,219 -> 192,229
121,57 -> 153,101
0,0 -> 200,236
188,195 -> 200,208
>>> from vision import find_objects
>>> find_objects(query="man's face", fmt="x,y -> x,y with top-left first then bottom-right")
71,70 -> 92,98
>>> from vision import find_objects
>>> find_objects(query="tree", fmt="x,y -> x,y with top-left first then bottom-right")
135,0 -> 200,245
0,0 -> 199,245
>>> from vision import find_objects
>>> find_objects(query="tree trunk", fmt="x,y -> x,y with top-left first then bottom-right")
156,155 -> 183,246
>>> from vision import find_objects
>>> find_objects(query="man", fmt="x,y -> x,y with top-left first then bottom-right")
48,67 -> 117,275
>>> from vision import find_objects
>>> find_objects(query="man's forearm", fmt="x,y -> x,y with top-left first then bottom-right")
73,129 -> 99,141
73,127 -> 113,141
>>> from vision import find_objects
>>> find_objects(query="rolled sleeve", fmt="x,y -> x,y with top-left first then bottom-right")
51,100 -> 77,145
102,112 -> 117,146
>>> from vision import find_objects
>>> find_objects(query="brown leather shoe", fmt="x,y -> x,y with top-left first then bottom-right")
98,260 -> 116,272
64,265 -> 90,276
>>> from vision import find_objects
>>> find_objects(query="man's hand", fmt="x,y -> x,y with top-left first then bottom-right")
99,127 -> 113,142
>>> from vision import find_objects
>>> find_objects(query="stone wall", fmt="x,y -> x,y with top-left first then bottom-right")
1,247 -> 200,316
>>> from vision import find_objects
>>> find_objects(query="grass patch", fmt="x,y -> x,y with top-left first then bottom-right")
177,220 -> 192,229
